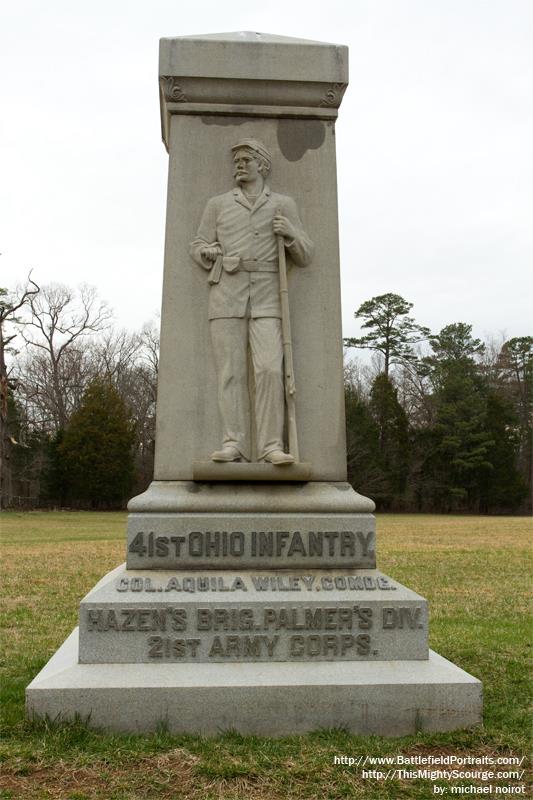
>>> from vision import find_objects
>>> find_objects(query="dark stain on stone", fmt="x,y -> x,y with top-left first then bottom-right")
201,116 -> 248,126
277,119 -> 325,161
186,481 -> 201,493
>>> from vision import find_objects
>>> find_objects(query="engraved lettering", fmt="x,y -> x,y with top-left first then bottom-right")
323,532 -> 339,555
155,536 -> 169,556
259,532 -> 274,556
104,610 -> 119,631
87,609 -> 102,630
251,576 -> 270,591
356,530 -> 373,558
242,636 -> 261,657
230,532 -> 245,556
337,608 -> 353,629
148,636 -> 163,658
189,532 -> 203,556
287,531 -> 305,556
188,639 -> 200,657
276,531 -> 290,556
308,531 -> 323,556
341,634 -> 355,654
264,635 -> 279,656
204,532 -> 219,556
305,608 -> 323,629
208,636 -> 224,657
382,607 -> 423,629
121,610 -> 137,631
137,610 -> 151,631
170,536 -> 185,556
324,608 -> 337,630
170,608 -> 187,631
129,532 -> 146,556
340,531 -> 355,556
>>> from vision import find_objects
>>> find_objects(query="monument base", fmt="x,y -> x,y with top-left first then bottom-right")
26,628 -> 482,736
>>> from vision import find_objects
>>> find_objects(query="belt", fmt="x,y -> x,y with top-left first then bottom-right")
240,260 -> 278,272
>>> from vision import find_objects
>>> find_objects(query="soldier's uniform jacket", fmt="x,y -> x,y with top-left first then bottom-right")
190,185 -> 314,320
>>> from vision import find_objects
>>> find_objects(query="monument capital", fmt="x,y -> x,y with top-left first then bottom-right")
158,31 -> 349,150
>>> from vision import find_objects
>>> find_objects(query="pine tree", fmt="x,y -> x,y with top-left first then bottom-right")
345,383 -> 385,498
58,379 -> 135,508
368,373 -> 410,507
479,392 -> 528,512
345,293 -> 429,377
494,337 -> 533,510
421,324 -> 494,511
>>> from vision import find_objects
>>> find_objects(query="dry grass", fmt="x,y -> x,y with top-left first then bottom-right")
0,511 -> 531,800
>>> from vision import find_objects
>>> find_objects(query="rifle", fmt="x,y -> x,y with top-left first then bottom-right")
277,211 -> 299,461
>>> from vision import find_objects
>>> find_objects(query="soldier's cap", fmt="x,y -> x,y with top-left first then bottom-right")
231,139 -> 272,168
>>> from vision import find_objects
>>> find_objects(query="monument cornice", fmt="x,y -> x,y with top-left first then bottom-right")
158,32 -> 348,150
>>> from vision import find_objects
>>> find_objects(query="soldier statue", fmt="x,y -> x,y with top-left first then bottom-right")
190,138 -> 313,464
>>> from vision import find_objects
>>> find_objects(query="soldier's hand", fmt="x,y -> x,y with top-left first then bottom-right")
200,245 -> 222,262
273,214 -> 296,241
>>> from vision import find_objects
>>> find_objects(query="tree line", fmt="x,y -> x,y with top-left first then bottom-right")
344,293 -> 532,514
1,282 -> 531,513
1,278 -> 157,509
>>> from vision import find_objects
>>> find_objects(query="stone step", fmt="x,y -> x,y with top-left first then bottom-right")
27,628 -> 482,736
78,564 -> 428,663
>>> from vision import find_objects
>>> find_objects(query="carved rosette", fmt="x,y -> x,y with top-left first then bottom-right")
319,83 -> 347,108
160,77 -> 188,103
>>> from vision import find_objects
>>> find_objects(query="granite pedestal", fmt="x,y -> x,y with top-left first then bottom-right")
26,32 -> 482,736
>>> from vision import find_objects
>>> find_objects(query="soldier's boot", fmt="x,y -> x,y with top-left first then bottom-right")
210,446 -> 243,462
264,450 -> 295,465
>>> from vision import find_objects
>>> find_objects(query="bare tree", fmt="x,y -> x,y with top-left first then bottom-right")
130,320 -> 159,491
18,283 -> 112,432
84,319 -> 159,493
0,274 -> 40,507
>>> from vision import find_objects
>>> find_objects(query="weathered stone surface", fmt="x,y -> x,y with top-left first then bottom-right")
126,514 -> 376,570
78,564 -> 427,663
158,32 -> 349,150
153,77 -> 348,481
128,481 -> 376,514
192,462 -> 312,481
27,629 -> 482,736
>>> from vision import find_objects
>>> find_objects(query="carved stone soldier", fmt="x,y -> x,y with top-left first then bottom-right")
190,138 -> 313,464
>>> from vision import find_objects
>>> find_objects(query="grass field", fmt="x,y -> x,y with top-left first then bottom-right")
0,512 -> 531,799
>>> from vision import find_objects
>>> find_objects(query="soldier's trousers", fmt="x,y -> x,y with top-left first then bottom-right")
210,316 -> 284,461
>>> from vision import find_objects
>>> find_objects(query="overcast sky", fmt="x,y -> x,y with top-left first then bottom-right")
1,0 -> 532,345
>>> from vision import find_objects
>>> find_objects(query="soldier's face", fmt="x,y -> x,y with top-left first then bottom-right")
233,149 -> 261,184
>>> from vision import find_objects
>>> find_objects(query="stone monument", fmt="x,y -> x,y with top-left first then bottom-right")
26,32 -> 482,735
